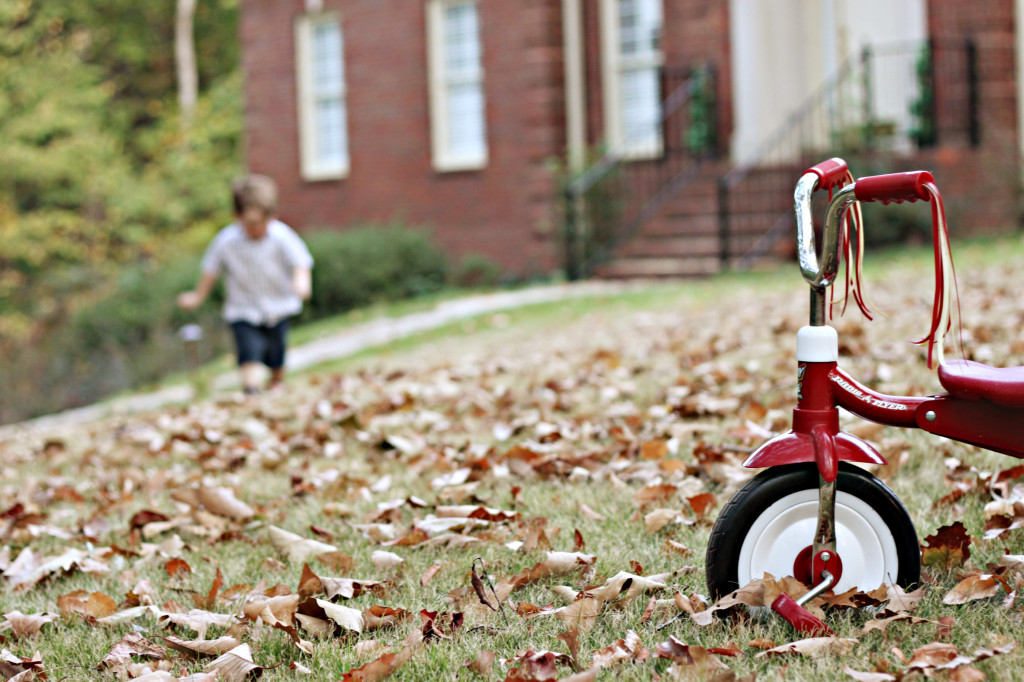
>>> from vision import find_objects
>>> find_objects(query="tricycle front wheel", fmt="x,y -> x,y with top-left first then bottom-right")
706,462 -> 919,600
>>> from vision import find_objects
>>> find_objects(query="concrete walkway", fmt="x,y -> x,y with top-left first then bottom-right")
0,281 -> 638,438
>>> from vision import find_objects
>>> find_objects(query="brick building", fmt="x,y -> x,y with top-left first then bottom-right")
239,0 -> 1022,278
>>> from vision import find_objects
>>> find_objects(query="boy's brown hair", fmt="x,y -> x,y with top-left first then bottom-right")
232,174 -> 278,215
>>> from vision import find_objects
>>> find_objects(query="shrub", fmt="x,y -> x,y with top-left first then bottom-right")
302,225 -> 448,320
452,253 -> 502,288
0,224 -> 451,424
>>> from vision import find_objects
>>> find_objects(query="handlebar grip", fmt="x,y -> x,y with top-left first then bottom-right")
805,158 -> 848,192
853,171 -> 934,204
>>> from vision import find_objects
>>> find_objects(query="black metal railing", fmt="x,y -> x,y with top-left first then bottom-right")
564,64 -> 718,279
719,38 -> 981,269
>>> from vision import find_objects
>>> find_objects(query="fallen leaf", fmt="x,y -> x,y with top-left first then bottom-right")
362,605 -> 414,630
339,652 -> 400,681
921,522 -> 971,569
942,573 -> 1005,604
268,526 -> 339,563
371,550 -> 404,570
644,509 -> 684,533
166,558 -> 192,578
591,630 -> 647,669
205,643 -> 268,682
420,562 -> 442,587
316,598 -> 364,633
159,609 -> 237,639
157,635 -> 242,659
505,650 -> 573,681
99,632 -> 165,676
464,650 -> 496,678
882,583 -> 925,615
321,577 -> 388,601
3,611 -> 58,638
653,636 -> 731,675
242,594 -> 298,626
757,637 -> 858,658
555,597 -> 600,634
906,641 -> 960,669
297,563 -> 324,599
859,613 -> 934,636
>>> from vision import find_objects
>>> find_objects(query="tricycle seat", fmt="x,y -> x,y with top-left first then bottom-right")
938,359 -> 1024,408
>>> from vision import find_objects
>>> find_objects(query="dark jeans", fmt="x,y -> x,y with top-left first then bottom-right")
229,319 -> 289,369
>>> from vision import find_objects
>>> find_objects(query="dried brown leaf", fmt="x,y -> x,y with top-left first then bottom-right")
464,650 -> 496,678
554,597 -> 600,634
3,610 -> 58,638
921,522 -> 971,569
757,637 -> 858,658
942,573 -> 1005,604
591,630 -> 647,669
157,635 -> 242,659
268,526 -> 338,563
99,632 -> 165,676
205,643 -> 268,682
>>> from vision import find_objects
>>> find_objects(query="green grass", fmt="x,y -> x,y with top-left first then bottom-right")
4,233 -> 1024,680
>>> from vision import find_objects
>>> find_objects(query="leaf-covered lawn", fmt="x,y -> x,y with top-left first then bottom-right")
3,242 -> 1024,680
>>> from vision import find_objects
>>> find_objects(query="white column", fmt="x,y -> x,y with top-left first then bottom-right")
562,0 -> 587,171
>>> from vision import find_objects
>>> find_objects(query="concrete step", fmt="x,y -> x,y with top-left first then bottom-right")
642,214 -> 719,237
619,235 -> 720,259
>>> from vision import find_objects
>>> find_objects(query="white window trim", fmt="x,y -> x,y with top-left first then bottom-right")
600,0 -> 664,160
427,0 -> 488,172
295,12 -> 349,181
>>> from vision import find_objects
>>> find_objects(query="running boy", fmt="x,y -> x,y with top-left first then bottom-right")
177,174 -> 313,394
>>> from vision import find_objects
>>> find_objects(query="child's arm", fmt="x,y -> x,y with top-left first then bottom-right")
177,271 -> 218,310
292,267 -> 312,301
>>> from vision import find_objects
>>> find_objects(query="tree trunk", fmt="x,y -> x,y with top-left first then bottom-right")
175,0 -> 198,129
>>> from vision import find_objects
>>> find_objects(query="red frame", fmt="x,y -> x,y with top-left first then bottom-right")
744,360 -> 1024,479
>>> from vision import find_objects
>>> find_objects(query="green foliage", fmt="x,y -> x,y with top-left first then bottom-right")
302,226 -> 449,321
685,65 -> 717,155
0,0 -> 243,420
910,44 -> 937,148
0,256 -> 230,421
452,253 -> 503,288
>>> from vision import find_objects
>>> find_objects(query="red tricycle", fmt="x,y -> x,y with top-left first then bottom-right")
704,158 -> 1024,634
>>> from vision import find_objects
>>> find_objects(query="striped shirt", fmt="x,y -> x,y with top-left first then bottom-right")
201,219 -> 314,325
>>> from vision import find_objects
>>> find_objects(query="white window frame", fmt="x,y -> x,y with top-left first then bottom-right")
600,0 -> 664,159
427,0 -> 488,172
295,12 -> 349,181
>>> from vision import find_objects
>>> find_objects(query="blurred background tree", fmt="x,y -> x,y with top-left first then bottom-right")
0,0 -> 242,421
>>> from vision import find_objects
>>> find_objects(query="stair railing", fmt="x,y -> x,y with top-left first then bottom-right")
564,64 -> 717,279
720,38 -> 979,269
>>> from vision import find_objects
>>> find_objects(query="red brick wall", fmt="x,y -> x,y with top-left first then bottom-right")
240,0 -> 567,276
925,0 -> 1020,235
662,0 -> 732,153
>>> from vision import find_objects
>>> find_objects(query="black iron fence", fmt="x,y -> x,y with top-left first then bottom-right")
721,38 -> 981,268
563,64 -> 719,279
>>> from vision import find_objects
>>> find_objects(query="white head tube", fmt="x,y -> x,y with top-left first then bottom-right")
796,325 -> 838,363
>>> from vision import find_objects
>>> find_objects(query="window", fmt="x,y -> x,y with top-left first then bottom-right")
295,13 -> 349,180
428,0 -> 487,171
601,0 -> 663,157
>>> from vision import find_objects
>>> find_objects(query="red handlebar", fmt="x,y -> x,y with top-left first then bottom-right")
853,171 -> 934,204
805,158 -> 848,192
